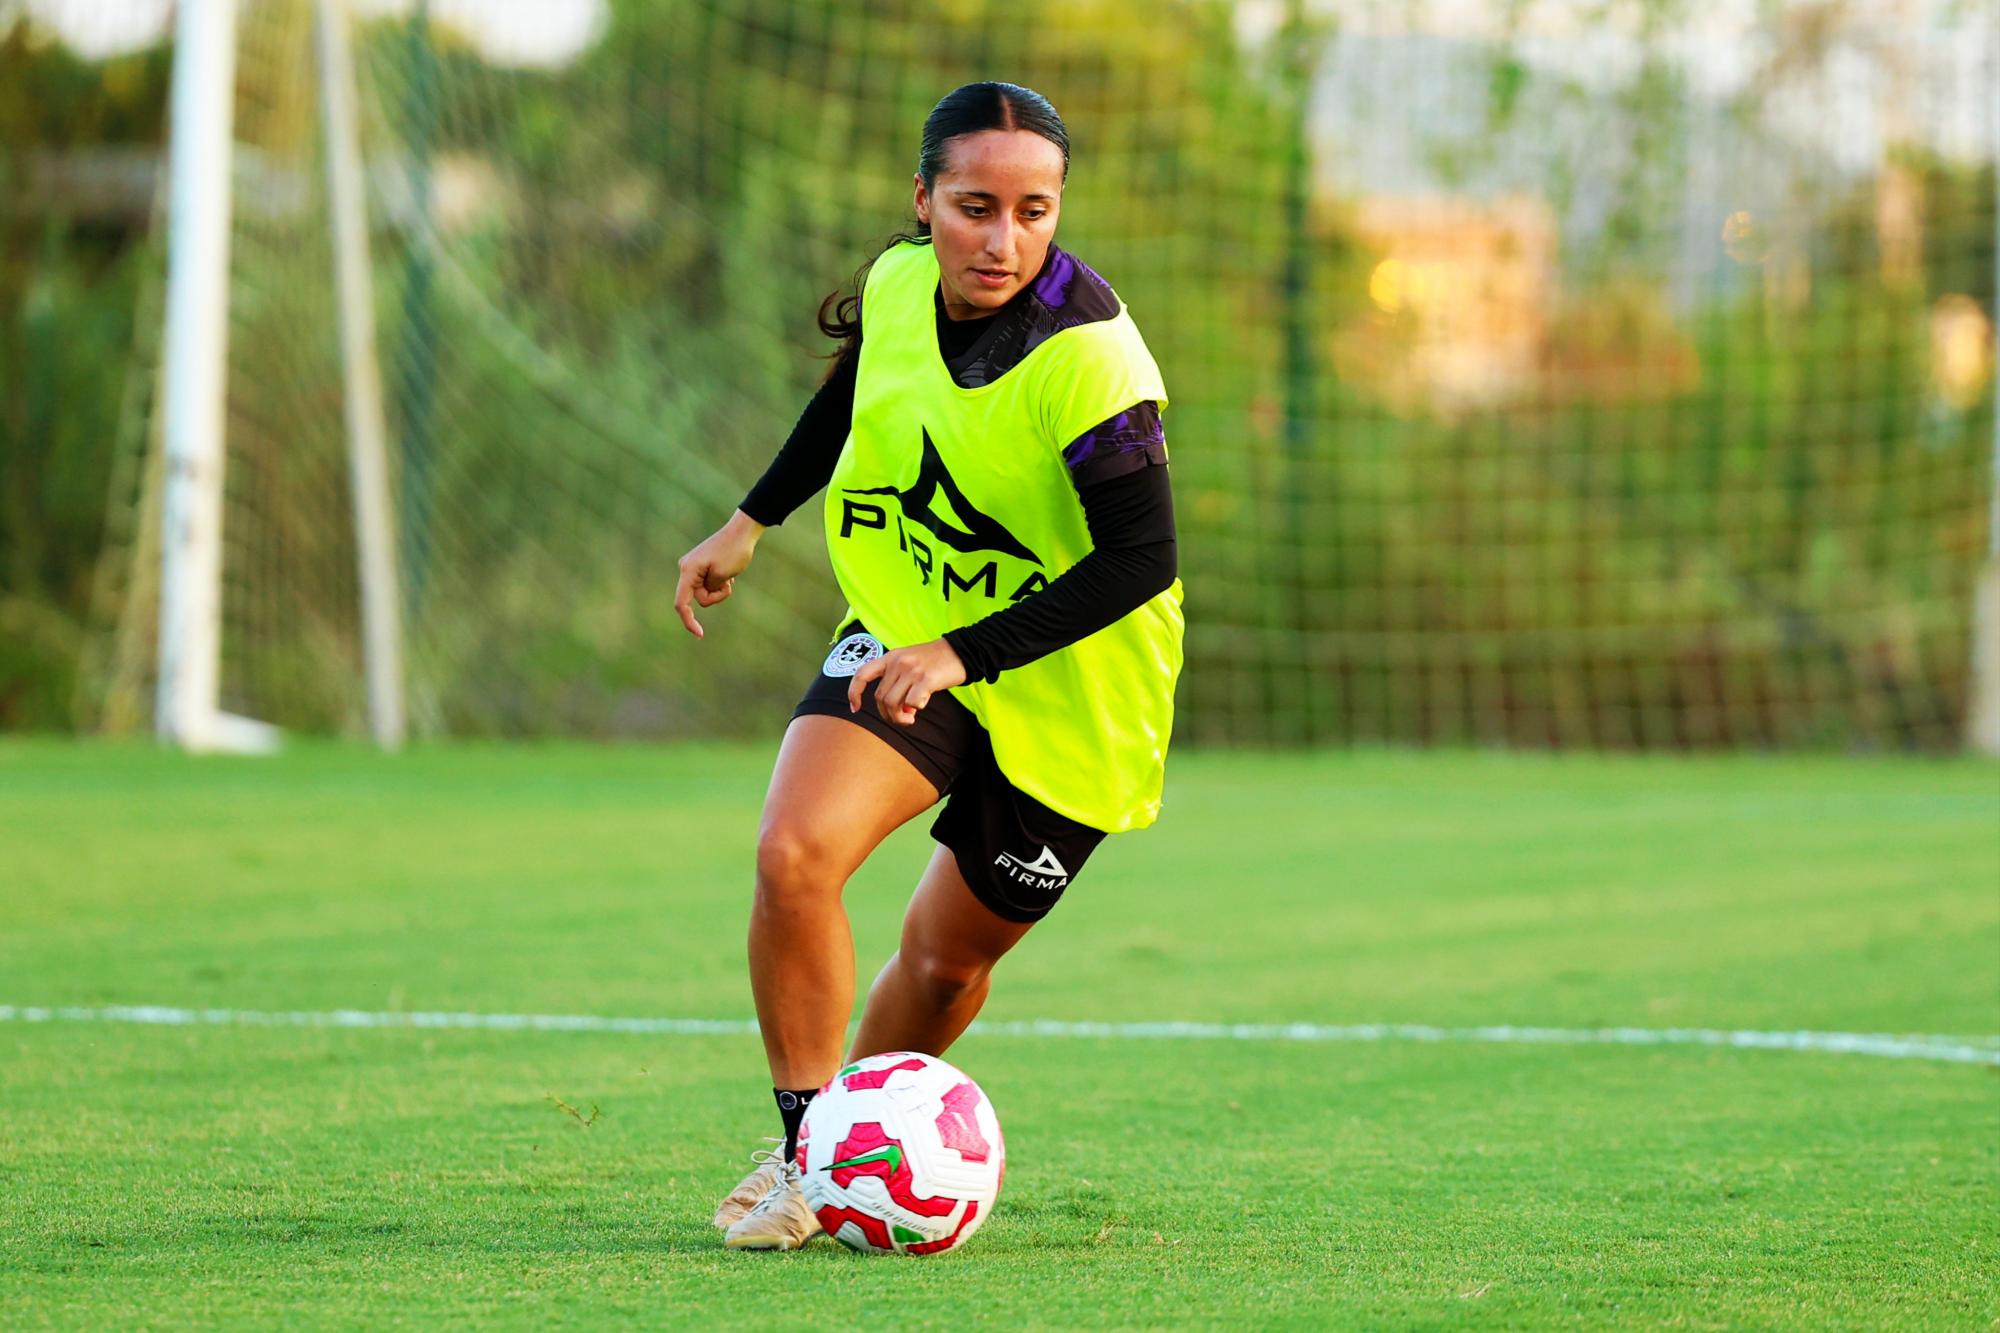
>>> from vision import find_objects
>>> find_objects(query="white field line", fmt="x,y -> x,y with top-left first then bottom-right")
3,1004 -> 1998,1066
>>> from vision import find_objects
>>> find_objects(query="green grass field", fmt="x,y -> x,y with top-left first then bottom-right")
2,740 -> 1996,1328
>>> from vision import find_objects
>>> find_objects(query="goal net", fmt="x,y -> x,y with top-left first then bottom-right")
87,0 -> 1998,749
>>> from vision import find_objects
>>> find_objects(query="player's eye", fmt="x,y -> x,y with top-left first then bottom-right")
961,205 -> 987,217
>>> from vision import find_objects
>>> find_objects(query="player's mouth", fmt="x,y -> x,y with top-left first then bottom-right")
970,267 -> 1013,289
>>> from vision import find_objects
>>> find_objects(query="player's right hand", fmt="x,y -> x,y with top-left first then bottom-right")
675,511 -> 763,639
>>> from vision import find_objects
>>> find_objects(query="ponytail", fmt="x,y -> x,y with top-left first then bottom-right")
815,226 -> 930,381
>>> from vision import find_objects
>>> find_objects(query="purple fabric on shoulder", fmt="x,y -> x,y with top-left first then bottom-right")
943,243 -> 1125,389
1063,400 -> 1166,475
1030,246 -> 1080,310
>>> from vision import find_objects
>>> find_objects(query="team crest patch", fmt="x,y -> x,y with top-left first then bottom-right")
823,632 -> 885,678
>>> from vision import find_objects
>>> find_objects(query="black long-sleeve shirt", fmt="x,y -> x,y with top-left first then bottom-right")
741,258 -> 1176,684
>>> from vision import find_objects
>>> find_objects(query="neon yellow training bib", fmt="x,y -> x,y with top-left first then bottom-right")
824,240 -> 1183,833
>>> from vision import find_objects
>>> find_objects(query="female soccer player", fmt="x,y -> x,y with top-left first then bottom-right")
673,82 -> 1182,1250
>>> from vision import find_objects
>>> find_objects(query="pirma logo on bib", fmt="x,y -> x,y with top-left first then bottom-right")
836,426 -> 1052,606
843,428 -> 1041,564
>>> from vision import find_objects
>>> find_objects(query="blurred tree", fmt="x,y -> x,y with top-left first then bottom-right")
0,20 -> 170,728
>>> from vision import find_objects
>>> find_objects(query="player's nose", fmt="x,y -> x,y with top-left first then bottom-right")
985,217 -> 1021,263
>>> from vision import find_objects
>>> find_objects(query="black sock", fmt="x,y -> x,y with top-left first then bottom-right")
774,1087 -> 817,1161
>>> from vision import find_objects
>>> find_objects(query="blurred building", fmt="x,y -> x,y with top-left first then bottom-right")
1337,193 -> 1554,415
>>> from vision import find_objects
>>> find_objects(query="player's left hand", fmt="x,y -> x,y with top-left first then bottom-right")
848,638 -> 968,727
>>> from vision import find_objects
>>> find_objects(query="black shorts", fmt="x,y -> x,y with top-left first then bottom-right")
790,620 -> 1107,923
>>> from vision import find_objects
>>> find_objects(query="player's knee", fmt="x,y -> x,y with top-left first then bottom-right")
904,948 -> 989,1003
754,824 -> 844,907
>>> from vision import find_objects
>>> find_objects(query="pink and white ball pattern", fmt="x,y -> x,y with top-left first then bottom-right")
797,1050 -> 1005,1255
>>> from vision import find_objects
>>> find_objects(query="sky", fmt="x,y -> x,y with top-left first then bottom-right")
4,0 -> 608,66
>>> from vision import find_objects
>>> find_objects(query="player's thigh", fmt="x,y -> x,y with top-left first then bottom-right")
896,843 -> 1037,978
757,714 -> 942,890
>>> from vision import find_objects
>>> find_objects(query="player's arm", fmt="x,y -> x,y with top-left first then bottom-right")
739,345 -> 858,527
942,402 -> 1176,684
675,345 -> 858,637
851,403 -> 1173,721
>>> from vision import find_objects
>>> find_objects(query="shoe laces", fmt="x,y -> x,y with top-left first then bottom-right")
741,1160 -> 803,1221
747,1136 -> 788,1170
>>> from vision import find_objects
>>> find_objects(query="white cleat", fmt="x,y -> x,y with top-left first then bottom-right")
722,1160 -> 824,1251
712,1138 -> 787,1230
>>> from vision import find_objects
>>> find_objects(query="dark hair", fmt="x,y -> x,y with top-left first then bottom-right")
814,82 -> 1070,378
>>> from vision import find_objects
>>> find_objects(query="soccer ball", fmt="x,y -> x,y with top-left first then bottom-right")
797,1050 -> 1004,1255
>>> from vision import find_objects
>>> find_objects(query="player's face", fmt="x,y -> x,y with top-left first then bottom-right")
914,130 -> 1065,321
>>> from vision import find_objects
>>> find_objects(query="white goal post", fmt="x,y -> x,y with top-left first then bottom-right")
154,0 -> 403,753
316,0 -> 406,750
1968,192 -> 2000,758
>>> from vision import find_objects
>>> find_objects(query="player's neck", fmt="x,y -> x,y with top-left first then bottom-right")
936,283 -> 1002,323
